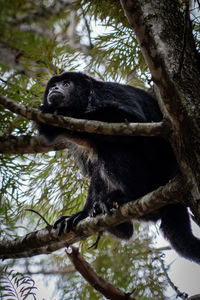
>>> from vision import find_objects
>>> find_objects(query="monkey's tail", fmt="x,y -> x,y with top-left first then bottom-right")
160,203 -> 200,264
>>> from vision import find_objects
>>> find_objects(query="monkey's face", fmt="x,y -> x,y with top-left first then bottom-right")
47,80 -> 74,108
42,72 -> 93,116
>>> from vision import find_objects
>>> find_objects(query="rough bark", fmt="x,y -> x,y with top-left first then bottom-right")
0,135 -> 67,154
121,0 -> 200,222
0,94 -> 168,149
0,176 -> 184,259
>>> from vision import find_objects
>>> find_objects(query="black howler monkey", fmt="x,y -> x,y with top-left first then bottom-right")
38,71 -> 200,264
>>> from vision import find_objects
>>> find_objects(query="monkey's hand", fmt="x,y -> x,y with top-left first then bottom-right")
89,199 -> 118,218
53,211 -> 88,236
89,190 -> 124,218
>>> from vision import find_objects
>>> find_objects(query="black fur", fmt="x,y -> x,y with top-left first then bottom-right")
38,71 -> 200,263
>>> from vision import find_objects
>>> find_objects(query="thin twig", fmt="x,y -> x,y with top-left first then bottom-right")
159,255 -> 188,299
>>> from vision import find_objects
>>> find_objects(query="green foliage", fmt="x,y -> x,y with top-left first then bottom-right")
81,0 -> 128,26
0,155 -> 34,238
79,0 -> 150,84
0,0 -> 199,299
23,150 -> 88,226
87,26 -> 148,85
58,226 -> 167,300
0,267 -> 37,300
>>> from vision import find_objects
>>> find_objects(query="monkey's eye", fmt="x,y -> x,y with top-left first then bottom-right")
63,81 -> 70,87
50,84 -> 56,88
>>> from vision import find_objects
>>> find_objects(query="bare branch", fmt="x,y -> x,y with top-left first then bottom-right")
0,135 -> 67,154
158,256 -> 188,300
66,246 -> 136,300
0,176 -> 186,259
0,94 -> 170,139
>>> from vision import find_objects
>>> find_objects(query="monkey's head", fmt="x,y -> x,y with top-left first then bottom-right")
40,71 -> 149,123
40,72 -> 94,117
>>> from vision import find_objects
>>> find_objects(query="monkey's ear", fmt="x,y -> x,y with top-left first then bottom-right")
86,89 -> 98,113
84,77 -> 100,113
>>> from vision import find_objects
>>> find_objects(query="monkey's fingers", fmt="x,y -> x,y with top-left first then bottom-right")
54,211 -> 88,236
89,199 -> 119,218
53,216 -> 70,229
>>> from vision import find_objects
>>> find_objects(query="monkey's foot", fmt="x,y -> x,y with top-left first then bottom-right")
53,211 -> 87,236
89,199 -> 119,218
89,190 -> 125,217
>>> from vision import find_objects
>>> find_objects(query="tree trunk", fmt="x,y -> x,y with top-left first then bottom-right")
121,0 -> 200,221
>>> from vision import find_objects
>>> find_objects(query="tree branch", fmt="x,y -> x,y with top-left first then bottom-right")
158,256 -> 188,300
66,246 -> 136,300
0,176 -> 186,260
0,94 -> 170,139
0,135 -> 67,154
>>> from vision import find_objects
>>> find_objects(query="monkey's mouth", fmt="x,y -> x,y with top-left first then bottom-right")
48,91 -> 64,105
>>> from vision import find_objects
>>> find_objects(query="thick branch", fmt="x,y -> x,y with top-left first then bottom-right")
0,135 -> 67,154
0,176 -> 186,259
0,94 -> 169,138
66,246 -> 136,300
